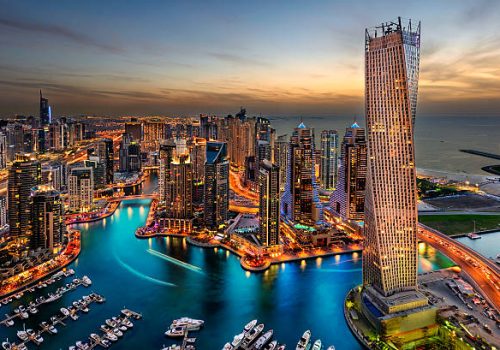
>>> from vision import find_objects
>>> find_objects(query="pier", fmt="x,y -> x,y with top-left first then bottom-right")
65,309 -> 142,350
0,275 -> 92,327
2,292 -> 106,350
460,149 -> 500,161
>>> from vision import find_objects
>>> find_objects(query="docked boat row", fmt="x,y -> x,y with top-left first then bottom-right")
222,323 -> 336,350
222,319 -> 285,350
68,310 -> 140,350
296,330 -> 334,350
1,292 -> 106,350
0,275 -> 92,328
163,317 -> 204,350
0,269 -> 75,309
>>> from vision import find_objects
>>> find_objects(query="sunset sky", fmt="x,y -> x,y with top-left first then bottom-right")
1,0 -> 499,117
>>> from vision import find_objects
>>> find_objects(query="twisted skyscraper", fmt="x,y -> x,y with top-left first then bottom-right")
362,17 -> 425,307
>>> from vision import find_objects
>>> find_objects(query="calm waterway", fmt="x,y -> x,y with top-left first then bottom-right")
0,175 -> 455,349
456,231 -> 500,260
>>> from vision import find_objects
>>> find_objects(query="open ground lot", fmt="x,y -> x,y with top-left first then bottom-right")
423,193 -> 500,211
419,214 -> 500,235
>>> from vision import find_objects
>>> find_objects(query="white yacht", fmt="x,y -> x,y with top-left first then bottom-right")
254,329 -> 273,350
244,319 -> 257,332
165,325 -> 186,337
2,339 -> 11,350
264,340 -> 278,350
231,332 -> 245,347
311,340 -> 322,350
296,330 -> 311,350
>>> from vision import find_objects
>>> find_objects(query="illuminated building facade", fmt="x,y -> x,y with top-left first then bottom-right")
30,185 -> 65,251
274,134 -> 288,195
39,90 -> 51,126
320,130 -> 338,190
159,139 -> 193,233
0,132 -> 7,170
68,166 -> 94,213
189,138 -> 206,204
363,18 -> 421,298
158,140 -> 176,205
8,154 -> 41,240
258,160 -> 280,247
281,123 -> 322,225
204,141 -> 229,229
329,123 -> 367,221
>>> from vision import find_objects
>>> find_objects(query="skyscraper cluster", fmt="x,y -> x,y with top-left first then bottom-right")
282,122 -> 322,226
329,123 -> 367,221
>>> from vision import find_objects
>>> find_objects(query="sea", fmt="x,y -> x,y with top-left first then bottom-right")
269,115 -> 500,177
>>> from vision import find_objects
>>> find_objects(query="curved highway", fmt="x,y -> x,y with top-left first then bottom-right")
418,223 -> 500,311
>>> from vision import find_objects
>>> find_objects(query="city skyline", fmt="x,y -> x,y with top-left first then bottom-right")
0,5 -> 499,350
1,0 -> 499,117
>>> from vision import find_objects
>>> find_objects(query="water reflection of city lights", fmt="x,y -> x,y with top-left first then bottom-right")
418,242 -> 426,254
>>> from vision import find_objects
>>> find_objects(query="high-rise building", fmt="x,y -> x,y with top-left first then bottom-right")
84,156 -> 107,189
274,134 -> 288,195
67,121 -> 86,146
8,154 -> 41,240
199,115 -> 218,140
95,138 -> 114,184
363,18 -> 426,312
320,130 -> 338,190
281,123 -> 321,225
189,138 -> 206,204
329,123 -> 367,221
39,90 -> 51,126
30,185 -> 65,251
256,140 -> 271,172
119,133 -> 141,173
68,167 -> 94,213
204,141 -> 229,229
143,119 -> 165,152
42,161 -> 66,192
0,132 -> 7,170
160,139 -> 194,233
0,196 -> 8,236
125,119 -> 143,141
48,120 -> 69,151
258,160 -> 280,247
158,140 -> 176,205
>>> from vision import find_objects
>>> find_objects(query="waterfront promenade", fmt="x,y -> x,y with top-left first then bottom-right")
0,230 -> 81,298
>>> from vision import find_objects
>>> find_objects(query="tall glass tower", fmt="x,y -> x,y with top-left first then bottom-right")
363,18 -> 421,298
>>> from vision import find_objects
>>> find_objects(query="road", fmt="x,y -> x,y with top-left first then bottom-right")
418,224 -> 500,311
229,170 -> 258,202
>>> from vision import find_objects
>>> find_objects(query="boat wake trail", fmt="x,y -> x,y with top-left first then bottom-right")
114,252 -> 176,287
147,249 -> 204,274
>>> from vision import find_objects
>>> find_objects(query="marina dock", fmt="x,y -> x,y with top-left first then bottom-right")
0,275 -> 92,327
2,292 -> 106,349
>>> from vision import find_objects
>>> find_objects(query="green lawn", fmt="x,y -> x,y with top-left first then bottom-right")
418,214 -> 500,236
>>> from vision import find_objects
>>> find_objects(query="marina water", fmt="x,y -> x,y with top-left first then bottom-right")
0,194 -> 455,349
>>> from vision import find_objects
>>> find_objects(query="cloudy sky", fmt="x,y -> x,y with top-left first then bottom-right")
0,0 -> 499,117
